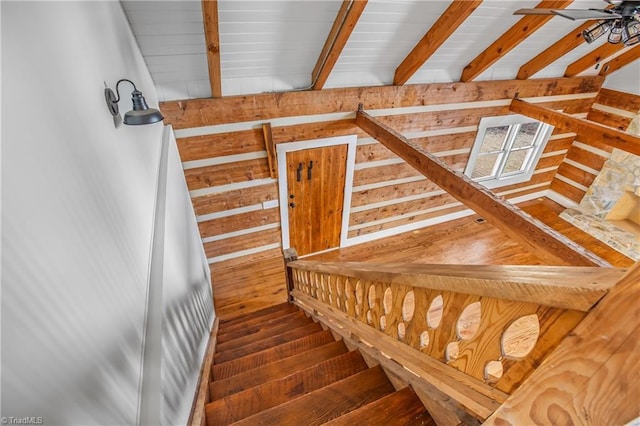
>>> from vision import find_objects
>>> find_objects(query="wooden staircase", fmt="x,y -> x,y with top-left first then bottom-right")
205,303 -> 435,425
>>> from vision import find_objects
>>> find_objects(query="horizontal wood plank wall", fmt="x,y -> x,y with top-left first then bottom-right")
163,78 -> 603,317
349,99 -> 592,239
550,88 -> 640,203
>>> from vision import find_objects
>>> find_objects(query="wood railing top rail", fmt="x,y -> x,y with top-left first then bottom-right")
287,261 -> 626,312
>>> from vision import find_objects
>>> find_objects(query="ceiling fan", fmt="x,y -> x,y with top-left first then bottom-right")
515,1 -> 640,46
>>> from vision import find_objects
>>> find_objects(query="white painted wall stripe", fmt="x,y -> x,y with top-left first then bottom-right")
182,151 -> 267,170
404,126 -> 478,140
496,182 -> 550,197
207,243 -> 281,264
555,174 -> 589,192
540,149 -> 568,158
547,190 -> 580,209
354,157 -> 404,170
367,99 -> 510,117
564,158 -> 599,176
523,92 -> 596,103
549,132 -> 576,140
197,203 -> 267,223
176,112 -> 357,138
349,201 -> 464,231
201,223 -> 280,244
357,137 -> 377,146
591,102 -> 639,119
350,189 -> 447,213
572,141 -> 611,159
189,177 -> 277,198
507,190 -> 549,204
534,166 -> 560,174
434,148 -> 471,157
352,175 -> 427,192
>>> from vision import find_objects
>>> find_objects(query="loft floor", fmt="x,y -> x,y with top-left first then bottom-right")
309,198 -> 633,268
212,197 -> 634,319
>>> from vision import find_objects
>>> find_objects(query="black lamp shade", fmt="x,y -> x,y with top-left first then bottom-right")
123,90 -> 164,125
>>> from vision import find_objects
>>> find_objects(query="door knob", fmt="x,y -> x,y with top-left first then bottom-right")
289,202 -> 296,208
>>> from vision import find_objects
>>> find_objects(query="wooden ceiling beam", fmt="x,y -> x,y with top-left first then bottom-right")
202,0 -> 222,97
564,42 -> 626,77
461,0 -> 573,82
599,45 -> 640,76
510,97 -> 640,156
517,21 -> 592,80
393,0 -> 482,86
161,76 -> 603,129
312,0 -> 368,90
355,106 -> 608,267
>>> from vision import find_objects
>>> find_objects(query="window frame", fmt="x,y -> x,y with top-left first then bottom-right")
464,114 -> 554,189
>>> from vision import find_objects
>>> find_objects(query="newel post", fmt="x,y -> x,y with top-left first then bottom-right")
283,248 -> 298,303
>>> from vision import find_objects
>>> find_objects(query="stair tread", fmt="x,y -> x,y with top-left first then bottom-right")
210,340 -> 349,400
322,386 -> 434,426
214,322 -> 323,364
217,311 -> 307,344
206,350 -> 369,425
213,329 -> 335,380
218,305 -> 299,335
215,313 -> 312,352
219,303 -> 295,326
230,366 -> 395,426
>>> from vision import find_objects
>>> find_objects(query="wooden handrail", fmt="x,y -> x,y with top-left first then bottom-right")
285,256 -> 631,421
288,260 -> 626,311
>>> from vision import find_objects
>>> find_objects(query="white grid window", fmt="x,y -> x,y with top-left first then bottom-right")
465,115 -> 553,189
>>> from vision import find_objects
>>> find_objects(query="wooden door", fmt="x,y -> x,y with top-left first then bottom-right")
286,145 -> 348,256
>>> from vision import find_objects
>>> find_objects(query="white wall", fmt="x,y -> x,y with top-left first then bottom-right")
1,1 -> 212,424
604,60 -> 640,95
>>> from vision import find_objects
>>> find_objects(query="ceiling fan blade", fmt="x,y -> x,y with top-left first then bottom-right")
514,8 -> 557,15
551,9 -> 622,20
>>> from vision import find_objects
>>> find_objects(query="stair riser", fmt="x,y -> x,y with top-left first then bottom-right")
219,303 -> 295,326
210,340 -> 348,400
214,322 -> 323,364
206,350 -> 369,425
216,316 -> 313,353
212,330 -> 335,380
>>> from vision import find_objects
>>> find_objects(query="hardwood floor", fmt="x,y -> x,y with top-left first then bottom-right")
210,197 -> 634,320
309,198 -> 634,267
307,214 -> 545,265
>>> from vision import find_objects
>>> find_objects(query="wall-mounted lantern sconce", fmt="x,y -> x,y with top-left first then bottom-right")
105,79 -> 163,125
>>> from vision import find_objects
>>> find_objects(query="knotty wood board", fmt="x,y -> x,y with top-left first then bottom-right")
485,263 -> 640,425
288,261 -> 624,311
555,161 -> 596,189
549,178 -> 585,203
198,208 -> 279,238
204,227 -> 281,259
209,254 -> 287,319
586,108 -> 632,131
160,77 -> 603,129
185,158 -> 270,191
191,183 -> 278,216
271,119 -> 365,144
177,129 -> 264,162
595,88 -> 640,113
